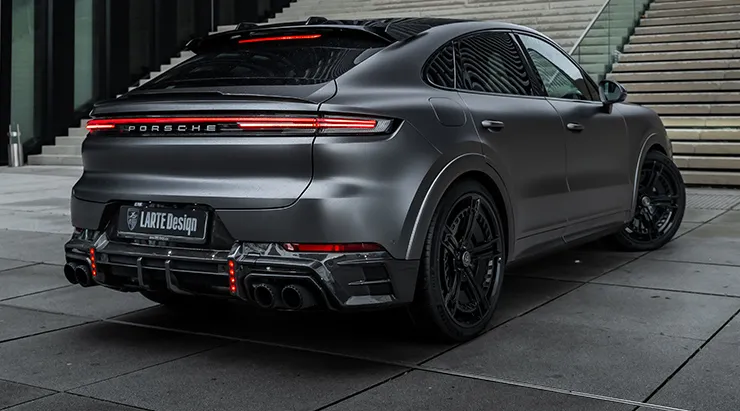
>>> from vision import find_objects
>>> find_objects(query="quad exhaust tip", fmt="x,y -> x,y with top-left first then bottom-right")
281,284 -> 317,310
74,263 -> 95,287
63,263 -> 78,285
253,283 -> 279,309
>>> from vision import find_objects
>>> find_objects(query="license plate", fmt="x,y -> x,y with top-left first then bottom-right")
117,205 -> 208,243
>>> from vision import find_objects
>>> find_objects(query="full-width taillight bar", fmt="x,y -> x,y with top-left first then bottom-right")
238,34 -> 322,44
86,116 -> 395,135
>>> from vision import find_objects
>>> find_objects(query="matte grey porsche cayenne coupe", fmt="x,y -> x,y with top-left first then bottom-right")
63,17 -> 686,341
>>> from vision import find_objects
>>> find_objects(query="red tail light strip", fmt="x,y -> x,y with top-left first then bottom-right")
238,34 -> 322,44
282,243 -> 384,253
89,248 -> 97,278
228,259 -> 237,294
86,116 -> 386,133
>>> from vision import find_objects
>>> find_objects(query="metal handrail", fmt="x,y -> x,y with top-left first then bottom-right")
569,0 -> 613,55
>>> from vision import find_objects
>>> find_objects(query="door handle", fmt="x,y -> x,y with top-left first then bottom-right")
566,122 -> 584,132
481,120 -> 505,131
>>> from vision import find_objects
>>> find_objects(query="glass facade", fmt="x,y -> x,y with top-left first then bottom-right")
0,0 -> 294,165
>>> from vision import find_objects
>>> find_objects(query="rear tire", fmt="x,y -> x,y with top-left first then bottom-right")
411,180 -> 506,342
611,150 -> 686,251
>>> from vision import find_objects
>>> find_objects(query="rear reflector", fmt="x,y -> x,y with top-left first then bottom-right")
86,116 -> 394,135
238,34 -> 322,44
282,243 -> 384,253
228,259 -> 237,294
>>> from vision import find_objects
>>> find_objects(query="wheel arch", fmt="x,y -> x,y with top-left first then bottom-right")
403,153 -> 514,261
630,131 -> 673,214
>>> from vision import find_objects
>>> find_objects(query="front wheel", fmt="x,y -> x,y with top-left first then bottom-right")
412,180 -> 506,342
611,150 -> 686,251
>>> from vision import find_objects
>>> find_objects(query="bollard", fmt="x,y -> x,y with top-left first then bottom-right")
7,125 -> 23,167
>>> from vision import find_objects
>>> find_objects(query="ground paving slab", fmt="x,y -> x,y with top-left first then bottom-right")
1,166 -> 739,410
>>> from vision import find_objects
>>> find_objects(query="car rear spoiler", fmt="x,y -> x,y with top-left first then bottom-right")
186,19 -> 396,54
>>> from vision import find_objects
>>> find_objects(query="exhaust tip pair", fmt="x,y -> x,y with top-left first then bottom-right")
253,283 -> 317,310
63,262 -> 96,287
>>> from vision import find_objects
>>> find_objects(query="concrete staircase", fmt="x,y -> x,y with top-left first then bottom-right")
30,0 -> 615,166
271,0 -> 606,50
609,0 -> 740,186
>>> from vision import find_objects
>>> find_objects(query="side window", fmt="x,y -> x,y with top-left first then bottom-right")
426,42 -> 458,89
457,32 -> 532,96
518,34 -> 595,101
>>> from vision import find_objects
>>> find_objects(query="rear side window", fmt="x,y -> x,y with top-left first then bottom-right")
426,42 -> 459,89
141,33 -> 388,89
457,32 -> 533,96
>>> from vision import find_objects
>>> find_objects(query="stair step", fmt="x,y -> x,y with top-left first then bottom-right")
612,59 -> 740,71
673,141 -> 740,154
27,154 -> 82,166
647,104 -> 740,114
609,69 -> 740,82
618,49 -> 740,62
55,136 -> 85,146
681,170 -> 740,185
42,145 -> 81,156
629,30 -> 740,43
651,0 -> 740,11
674,155 -> 740,170
669,128 -> 740,140
646,4 -> 740,18
635,20 -> 740,35
623,80 -> 740,92
68,127 -> 87,137
640,12 -> 740,26
661,116 -> 740,127
623,39 -> 740,53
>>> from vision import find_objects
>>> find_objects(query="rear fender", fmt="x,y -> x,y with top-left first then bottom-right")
403,153 -> 514,261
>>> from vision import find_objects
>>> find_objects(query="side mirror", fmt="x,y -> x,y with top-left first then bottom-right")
598,79 -> 627,105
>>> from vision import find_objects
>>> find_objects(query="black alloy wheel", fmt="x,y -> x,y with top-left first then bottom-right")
413,180 -> 506,342
613,150 -> 686,251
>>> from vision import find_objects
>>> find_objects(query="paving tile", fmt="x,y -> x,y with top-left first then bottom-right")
647,340 -> 740,411
646,224 -> 740,266
2,285 -> 157,319
72,342 -> 405,411
682,208 -> 725,223
0,258 -> 35,273
712,313 -> 740,346
425,317 -> 701,401
323,370 -> 631,411
113,276 -> 578,365
674,222 -> 700,238
507,249 -> 639,282
492,276 -> 580,327
707,210 -> 740,225
520,283 -> 740,340
0,263 -> 72,301
597,259 -> 740,297
0,210 -> 72,235
0,229 -> 69,265
5,393 -> 141,411
0,321 -> 224,391
114,304 -> 450,365
0,380 -> 54,410
0,306 -> 90,342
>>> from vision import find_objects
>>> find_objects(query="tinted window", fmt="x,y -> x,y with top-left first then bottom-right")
140,35 -> 387,89
426,43 -> 458,89
457,32 -> 532,96
518,34 -> 594,101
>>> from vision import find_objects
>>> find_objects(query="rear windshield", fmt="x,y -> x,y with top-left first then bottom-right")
140,34 -> 388,89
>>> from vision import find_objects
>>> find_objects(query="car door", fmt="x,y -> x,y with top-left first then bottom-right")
516,33 -> 632,239
454,31 -> 569,251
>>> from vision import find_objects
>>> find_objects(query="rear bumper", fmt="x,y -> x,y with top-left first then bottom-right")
64,229 -> 419,310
